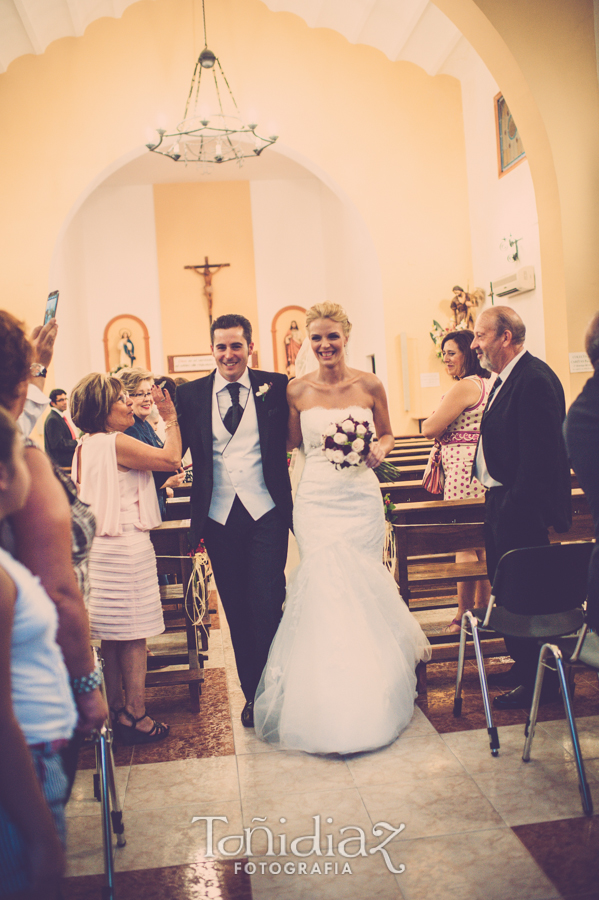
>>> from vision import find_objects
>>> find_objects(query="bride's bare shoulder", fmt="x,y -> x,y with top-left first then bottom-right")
287,374 -> 317,404
351,369 -> 384,392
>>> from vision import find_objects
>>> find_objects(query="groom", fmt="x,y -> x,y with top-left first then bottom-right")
176,314 -> 292,726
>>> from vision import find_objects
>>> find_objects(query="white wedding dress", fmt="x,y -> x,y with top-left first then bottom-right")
254,406 -> 431,755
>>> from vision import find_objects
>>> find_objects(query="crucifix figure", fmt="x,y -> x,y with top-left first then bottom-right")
184,256 -> 231,325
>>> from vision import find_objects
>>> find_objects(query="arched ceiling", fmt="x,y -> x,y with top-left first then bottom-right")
0,0 -> 466,76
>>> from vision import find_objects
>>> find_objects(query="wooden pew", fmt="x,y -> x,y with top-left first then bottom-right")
392,489 -> 593,607
148,519 -> 209,712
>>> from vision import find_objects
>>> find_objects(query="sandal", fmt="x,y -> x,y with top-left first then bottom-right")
446,616 -> 463,634
113,708 -> 170,745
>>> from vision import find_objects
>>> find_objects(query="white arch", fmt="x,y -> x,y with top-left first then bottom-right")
50,141 -> 387,389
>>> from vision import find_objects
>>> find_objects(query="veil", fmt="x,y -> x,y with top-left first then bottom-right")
286,336 -> 317,573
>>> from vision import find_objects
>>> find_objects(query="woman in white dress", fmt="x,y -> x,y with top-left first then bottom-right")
254,302 -> 431,754
71,374 -> 182,744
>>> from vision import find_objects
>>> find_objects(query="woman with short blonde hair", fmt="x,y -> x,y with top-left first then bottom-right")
117,367 -> 153,396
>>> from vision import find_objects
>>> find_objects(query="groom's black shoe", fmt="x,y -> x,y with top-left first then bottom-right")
241,701 -> 254,728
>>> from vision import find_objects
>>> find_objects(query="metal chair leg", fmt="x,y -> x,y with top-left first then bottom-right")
554,653 -> 593,816
522,643 -> 549,761
453,611 -> 470,717
470,618 -> 499,755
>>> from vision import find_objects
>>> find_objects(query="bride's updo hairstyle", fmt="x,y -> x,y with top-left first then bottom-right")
305,302 -> 352,339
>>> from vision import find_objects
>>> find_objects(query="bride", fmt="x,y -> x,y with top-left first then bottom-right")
254,302 -> 431,754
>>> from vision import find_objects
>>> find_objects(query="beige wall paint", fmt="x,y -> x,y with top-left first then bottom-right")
153,181 -> 259,374
437,0 -> 599,403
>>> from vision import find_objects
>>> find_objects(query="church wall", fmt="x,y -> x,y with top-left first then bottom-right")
52,183 -> 164,389
0,0 -> 472,431
152,181 -> 259,375
443,42 -> 546,360
250,176 -> 328,372
437,0 -> 599,402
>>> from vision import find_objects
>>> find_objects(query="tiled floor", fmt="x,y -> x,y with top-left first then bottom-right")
63,601 -> 599,900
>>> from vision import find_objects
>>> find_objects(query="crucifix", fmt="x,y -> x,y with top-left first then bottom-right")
184,256 -> 230,325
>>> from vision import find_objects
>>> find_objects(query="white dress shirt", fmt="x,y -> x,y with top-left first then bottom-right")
17,383 -> 50,436
214,367 -> 251,422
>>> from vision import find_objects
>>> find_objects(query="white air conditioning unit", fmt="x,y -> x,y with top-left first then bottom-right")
491,265 -> 535,298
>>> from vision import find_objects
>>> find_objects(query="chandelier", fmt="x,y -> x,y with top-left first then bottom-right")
146,0 -> 277,165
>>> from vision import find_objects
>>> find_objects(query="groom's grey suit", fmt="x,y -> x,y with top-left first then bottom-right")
176,367 -> 292,701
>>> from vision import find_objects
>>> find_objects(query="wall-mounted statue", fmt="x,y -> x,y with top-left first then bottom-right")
118,329 -> 136,368
284,320 -> 303,378
450,286 -> 485,330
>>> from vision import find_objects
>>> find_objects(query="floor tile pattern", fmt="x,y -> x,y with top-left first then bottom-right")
63,598 -> 599,899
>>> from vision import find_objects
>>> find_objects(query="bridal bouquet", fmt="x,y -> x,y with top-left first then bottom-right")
322,415 -> 374,470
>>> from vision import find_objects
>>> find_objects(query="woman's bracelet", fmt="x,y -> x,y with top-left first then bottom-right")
70,664 -> 103,695
165,420 -> 180,430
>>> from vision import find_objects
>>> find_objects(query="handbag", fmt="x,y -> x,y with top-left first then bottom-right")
422,439 -> 445,494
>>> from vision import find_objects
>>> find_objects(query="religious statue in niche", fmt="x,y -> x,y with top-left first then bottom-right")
284,320 -> 303,378
430,285 -> 486,359
117,330 -> 136,368
450,286 -> 485,331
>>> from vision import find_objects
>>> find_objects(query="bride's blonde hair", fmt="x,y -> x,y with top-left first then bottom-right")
305,302 -> 352,338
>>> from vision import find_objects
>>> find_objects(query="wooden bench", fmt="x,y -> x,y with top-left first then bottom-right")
392,489 -> 594,607
149,519 -> 210,712
379,480 -> 432,503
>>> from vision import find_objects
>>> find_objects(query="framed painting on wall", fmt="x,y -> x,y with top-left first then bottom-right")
495,92 -> 526,177
271,306 -> 306,378
103,314 -> 151,373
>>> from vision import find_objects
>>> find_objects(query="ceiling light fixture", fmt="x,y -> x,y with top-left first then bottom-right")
146,0 -> 277,165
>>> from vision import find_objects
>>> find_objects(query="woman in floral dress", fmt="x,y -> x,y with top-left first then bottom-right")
423,330 -> 494,632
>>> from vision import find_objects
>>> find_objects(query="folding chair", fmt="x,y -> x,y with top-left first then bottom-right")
522,623 -> 599,816
453,542 -> 592,757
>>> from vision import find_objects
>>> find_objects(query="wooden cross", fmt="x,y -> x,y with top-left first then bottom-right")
184,256 -> 231,325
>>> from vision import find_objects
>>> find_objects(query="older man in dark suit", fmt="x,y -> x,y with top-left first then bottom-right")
44,387 -> 78,467
471,306 -> 571,708
176,314 -> 292,727
564,312 -> 599,666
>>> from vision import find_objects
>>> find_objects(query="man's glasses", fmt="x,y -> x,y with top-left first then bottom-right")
130,391 -> 153,399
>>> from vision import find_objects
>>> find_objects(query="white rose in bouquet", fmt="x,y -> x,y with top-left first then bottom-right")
356,424 -> 367,435
325,448 -> 336,461
332,450 -> 345,464
324,423 -> 338,436
341,419 -> 355,434
333,432 -> 347,445
346,451 -> 360,465
351,438 -> 365,453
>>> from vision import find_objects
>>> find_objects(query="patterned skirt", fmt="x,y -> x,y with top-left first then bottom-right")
88,526 -> 164,640
441,440 -> 486,501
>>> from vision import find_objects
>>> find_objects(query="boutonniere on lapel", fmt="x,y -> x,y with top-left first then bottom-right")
256,382 -> 273,402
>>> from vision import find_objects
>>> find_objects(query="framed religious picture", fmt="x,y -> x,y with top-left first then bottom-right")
103,314 -> 151,373
271,306 -> 306,379
495,92 -> 526,177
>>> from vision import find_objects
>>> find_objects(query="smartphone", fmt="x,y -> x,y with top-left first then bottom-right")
44,290 -> 59,325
